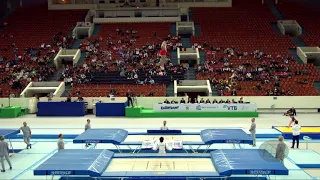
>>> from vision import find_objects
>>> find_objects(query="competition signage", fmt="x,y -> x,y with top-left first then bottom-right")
154,104 -> 257,112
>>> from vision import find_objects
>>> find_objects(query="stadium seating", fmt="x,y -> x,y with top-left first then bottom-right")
276,0 -> 320,47
71,84 -> 166,97
191,0 -> 320,96
68,22 -> 184,97
0,6 -> 86,97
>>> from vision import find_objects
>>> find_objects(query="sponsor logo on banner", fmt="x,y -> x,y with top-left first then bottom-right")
196,105 -> 201,110
85,140 -> 100,143
160,106 -> 179,110
50,171 -> 72,175
225,140 -> 241,143
249,170 -> 272,175
223,105 -> 238,111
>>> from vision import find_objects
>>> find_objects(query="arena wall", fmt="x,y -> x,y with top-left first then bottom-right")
1,96 -> 319,114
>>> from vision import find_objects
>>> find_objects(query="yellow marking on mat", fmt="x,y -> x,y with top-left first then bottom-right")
277,127 -> 320,133
154,172 -> 166,175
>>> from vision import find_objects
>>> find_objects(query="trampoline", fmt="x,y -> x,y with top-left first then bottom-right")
34,149 -> 288,178
0,129 -> 20,154
273,126 -> 320,139
73,128 -> 253,153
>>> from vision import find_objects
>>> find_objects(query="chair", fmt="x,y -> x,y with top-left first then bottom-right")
303,136 -> 312,149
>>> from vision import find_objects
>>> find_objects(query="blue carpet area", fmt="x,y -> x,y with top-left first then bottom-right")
194,24 -> 201,36
288,48 -> 304,64
291,36 -> 306,47
267,1 -> 285,20
181,37 -> 192,48
170,51 -> 178,65
199,50 -> 206,64
271,22 -> 282,35
71,39 -> 84,49
92,24 -> 102,37
170,23 -> 176,36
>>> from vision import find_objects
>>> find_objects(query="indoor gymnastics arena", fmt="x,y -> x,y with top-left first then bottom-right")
1,0 -> 320,179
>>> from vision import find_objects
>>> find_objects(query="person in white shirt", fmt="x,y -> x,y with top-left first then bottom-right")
152,137 -> 172,170
153,137 -> 172,154
291,120 -> 301,149
160,121 -> 168,130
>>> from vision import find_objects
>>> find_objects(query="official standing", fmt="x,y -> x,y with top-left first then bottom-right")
160,121 -> 168,130
85,119 -> 91,147
291,120 -> 301,149
249,118 -> 256,147
57,134 -> 65,151
0,136 -> 12,172
126,90 -> 133,107
19,122 -> 32,149
275,136 -> 286,163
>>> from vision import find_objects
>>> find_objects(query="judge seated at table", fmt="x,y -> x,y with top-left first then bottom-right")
238,97 -> 244,103
232,99 -> 237,103
187,98 -> 192,104
212,99 -> 218,104
219,99 -> 225,103
77,96 -> 84,102
205,99 -> 211,104
194,98 -> 198,104
180,98 -> 186,104
171,100 -> 178,104
163,99 -> 170,104
66,96 -> 71,102
199,98 -> 205,104
225,99 -> 231,104
160,121 -> 168,130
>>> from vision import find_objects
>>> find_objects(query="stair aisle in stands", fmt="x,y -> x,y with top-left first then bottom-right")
71,39 -> 84,49
211,86 -> 219,96
313,81 -> 320,93
184,67 -> 196,80
48,67 -> 64,81
194,24 -> 201,36
61,85 -> 73,97
170,51 -> 178,65
181,36 -> 192,48
76,52 -> 87,66
170,23 -> 176,36
199,50 -> 206,64
166,83 -> 174,96
92,24 -> 102,37
288,48 -> 304,64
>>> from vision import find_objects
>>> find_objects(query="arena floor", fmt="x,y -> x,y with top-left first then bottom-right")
1,114 -> 320,180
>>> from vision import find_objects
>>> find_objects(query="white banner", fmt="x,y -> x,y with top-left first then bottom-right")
142,139 -> 183,150
153,103 -> 257,112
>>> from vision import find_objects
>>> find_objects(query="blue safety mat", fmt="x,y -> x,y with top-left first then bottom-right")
211,149 -> 288,176
0,129 -> 20,138
34,149 -> 114,176
73,129 -> 128,144
200,129 -> 253,144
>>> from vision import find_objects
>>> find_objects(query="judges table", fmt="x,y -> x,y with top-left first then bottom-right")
37,102 -> 85,116
153,103 -> 257,112
0,106 -> 22,118
95,101 -> 128,116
